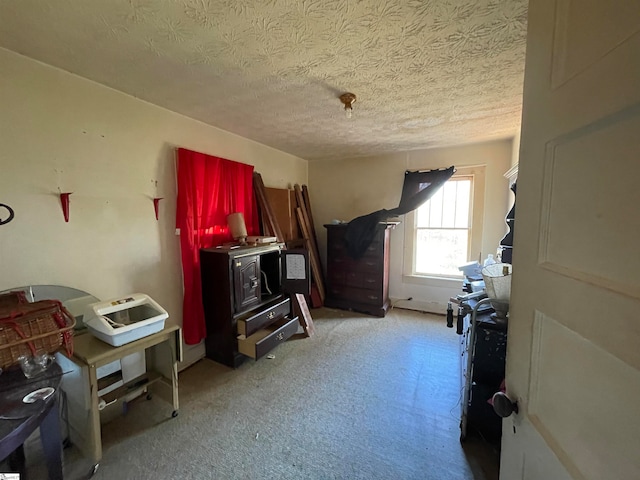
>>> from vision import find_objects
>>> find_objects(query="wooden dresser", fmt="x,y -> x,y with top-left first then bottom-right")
200,245 -> 302,368
324,223 -> 395,317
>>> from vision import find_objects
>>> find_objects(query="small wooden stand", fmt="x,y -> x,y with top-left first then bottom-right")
60,325 -> 182,466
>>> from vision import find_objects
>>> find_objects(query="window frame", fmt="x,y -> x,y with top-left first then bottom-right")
403,165 -> 486,282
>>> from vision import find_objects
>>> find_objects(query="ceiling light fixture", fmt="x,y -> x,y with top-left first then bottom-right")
339,93 -> 356,118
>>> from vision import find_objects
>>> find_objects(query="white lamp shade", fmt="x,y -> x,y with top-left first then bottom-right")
227,212 -> 248,240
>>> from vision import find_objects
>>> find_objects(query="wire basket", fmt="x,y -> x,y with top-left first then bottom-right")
0,299 -> 75,370
481,263 -> 512,317
481,263 -> 512,301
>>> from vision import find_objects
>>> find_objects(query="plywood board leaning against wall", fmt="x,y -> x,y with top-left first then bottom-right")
264,187 -> 300,242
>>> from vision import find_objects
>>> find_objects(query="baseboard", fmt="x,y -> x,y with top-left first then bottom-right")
178,356 -> 204,372
179,342 -> 205,372
389,298 -> 448,315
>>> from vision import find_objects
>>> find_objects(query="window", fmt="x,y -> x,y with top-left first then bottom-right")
404,166 -> 485,280
414,176 -> 472,276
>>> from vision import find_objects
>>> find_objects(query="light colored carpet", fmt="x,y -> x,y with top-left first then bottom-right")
21,307 -> 500,479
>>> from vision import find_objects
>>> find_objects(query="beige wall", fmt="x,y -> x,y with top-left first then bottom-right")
0,49 -> 307,363
309,139 -> 514,313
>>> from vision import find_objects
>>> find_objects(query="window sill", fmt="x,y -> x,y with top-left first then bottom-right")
402,274 -> 463,288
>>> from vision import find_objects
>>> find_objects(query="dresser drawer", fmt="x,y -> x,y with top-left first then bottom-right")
236,297 -> 290,337
361,272 -> 383,288
353,257 -> 383,273
328,239 -> 382,261
340,270 -> 384,288
329,256 -> 382,274
327,268 -> 346,287
237,316 -> 299,360
360,239 -> 383,258
328,285 -> 384,306
327,254 -> 351,269
344,270 -> 363,288
328,240 -> 348,258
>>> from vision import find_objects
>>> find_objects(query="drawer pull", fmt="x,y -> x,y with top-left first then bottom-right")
367,295 -> 379,300
236,261 -> 242,267
267,311 -> 275,320
276,332 -> 285,341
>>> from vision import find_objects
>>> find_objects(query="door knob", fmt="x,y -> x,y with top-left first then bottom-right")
492,391 -> 519,418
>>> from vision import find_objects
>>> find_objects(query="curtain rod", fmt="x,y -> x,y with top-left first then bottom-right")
405,166 -> 456,174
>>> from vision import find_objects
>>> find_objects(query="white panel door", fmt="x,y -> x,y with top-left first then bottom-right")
500,0 -> 640,478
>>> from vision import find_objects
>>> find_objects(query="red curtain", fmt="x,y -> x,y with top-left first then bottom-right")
176,148 -> 258,345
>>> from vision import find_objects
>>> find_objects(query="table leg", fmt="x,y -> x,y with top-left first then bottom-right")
7,444 -> 27,479
169,332 -> 179,414
40,399 -> 63,480
87,364 -> 102,465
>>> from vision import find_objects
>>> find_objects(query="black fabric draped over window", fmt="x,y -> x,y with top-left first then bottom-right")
344,166 -> 455,258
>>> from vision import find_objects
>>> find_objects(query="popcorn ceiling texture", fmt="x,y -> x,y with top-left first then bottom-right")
0,0 -> 527,161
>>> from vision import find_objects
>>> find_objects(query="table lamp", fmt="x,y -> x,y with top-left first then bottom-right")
227,212 -> 248,245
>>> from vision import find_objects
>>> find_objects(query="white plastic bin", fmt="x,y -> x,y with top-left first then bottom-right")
84,293 -> 168,346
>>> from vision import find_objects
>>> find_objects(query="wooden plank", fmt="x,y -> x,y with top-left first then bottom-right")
254,181 -> 271,236
289,189 -> 302,240
296,207 -> 325,303
260,212 -> 273,237
300,185 -> 323,304
294,184 -> 325,287
253,173 -> 284,243
302,185 -> 318,246
253,173 -> 276,239
286,239 -> 305,249
293,185 -> 325,307
265,187 -> 300,241
265,187 -> 292,240
293,293 -> 315,337
309,286 -> 322,309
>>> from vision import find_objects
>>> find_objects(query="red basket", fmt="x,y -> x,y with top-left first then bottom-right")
0,299 -> 75,370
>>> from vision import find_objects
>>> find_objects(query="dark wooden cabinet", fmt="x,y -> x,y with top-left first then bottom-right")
324,223 -> 395,317
233,254 -> 261,312
200,245 -> 306,368
458,300 -> 507,444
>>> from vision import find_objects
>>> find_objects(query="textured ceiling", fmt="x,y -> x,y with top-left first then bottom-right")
0,0 -> 527,161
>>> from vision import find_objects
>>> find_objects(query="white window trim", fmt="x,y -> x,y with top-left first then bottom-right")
402,165 -> 486,284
